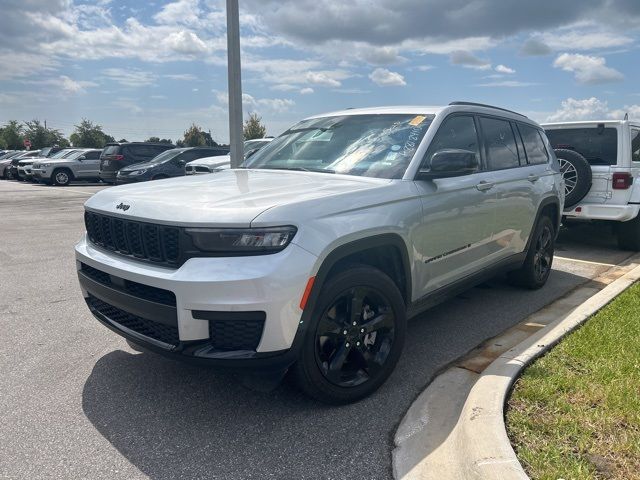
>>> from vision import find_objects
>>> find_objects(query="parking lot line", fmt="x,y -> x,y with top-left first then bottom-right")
554,256 -> 617,267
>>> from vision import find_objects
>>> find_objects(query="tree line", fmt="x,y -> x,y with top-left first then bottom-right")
0,113 -> 268,150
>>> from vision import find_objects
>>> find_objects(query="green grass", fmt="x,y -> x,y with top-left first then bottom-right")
507,282 -> 640,480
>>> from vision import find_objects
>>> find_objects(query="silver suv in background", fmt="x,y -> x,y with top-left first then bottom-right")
543,120 -> 640,250
32,149 -> 102,186
76,102 -> 563,403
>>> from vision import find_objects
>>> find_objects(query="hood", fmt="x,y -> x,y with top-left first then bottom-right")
18,156 -> 46,165
84,169 -> 390,227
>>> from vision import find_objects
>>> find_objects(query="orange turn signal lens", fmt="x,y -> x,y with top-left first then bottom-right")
299,276 -> 316,310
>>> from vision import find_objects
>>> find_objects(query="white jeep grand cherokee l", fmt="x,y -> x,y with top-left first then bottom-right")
76,103 -> 564,403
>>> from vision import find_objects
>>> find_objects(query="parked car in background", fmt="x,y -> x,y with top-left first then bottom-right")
0,151 -> 20,178
543,119 -> 640,250
32,149 -> 102,186
185,156 -> 231,175
17,146 -> 68,181
8,151 -> 42,180
185,139 -> 270,175
77,103 -> 563,403
99,142 -> 175,184
116,146 -> 230,184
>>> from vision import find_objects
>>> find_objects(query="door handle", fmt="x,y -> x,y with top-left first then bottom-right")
527,174 -> 540,182
476,181 -> 494,192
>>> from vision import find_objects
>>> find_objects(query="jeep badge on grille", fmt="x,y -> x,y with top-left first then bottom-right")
116,202 -> 130,211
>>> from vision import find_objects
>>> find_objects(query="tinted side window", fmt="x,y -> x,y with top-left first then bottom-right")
180,150 -> 205,161
85,151 -> 101,160
519,124 -> 549,165
479,117 -> 520,170
130,145 -> 158,158
423,115 -> 480,167
631,128 -> 640,163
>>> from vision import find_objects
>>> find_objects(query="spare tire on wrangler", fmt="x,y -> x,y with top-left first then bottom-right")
554,148 -> 592,209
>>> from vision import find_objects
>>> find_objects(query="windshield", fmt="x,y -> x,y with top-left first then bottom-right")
50,149 -> 78,159
545,127 -> 618,166
244,139 -> 269,150
245,113 -> 435,179
146,149 -> 183,164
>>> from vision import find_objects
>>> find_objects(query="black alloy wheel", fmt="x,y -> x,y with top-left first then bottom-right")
294,266 -> 406,404
314,286 -> 396,387
533,224 -> 553,282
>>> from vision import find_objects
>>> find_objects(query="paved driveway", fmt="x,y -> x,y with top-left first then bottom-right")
0,181 -> 632,479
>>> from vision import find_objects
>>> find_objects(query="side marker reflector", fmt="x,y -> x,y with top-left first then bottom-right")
300,276 -> 316,310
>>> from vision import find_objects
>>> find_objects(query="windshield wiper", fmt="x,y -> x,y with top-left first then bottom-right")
263,166 -> 335,174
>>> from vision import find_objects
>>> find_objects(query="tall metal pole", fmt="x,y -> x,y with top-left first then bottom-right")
226,0 -> 243,168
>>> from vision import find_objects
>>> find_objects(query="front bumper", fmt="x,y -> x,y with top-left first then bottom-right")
75,234 -> 318,366
564,203 -> 640,222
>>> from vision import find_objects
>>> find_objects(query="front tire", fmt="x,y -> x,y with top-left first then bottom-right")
508,216 -> 555,289
52,168 -> 72,186
293,266 -> 406,404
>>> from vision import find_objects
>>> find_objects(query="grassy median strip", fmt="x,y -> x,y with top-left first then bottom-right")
507,282 -> 640,480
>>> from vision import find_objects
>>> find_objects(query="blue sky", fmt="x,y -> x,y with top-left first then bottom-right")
1,0 -> 640,143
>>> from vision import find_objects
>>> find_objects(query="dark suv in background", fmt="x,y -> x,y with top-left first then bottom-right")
99,142 -> 175,184
116,146 -> 230,184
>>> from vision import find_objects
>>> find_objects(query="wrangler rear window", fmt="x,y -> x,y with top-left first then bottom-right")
544,127 -> 618,166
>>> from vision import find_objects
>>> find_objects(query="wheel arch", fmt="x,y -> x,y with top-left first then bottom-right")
528,196 -> 561,251
310,234 -> 413,307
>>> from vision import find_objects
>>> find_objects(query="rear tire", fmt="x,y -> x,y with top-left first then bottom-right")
508,216 -> 555,289
5,168 -> 14,180
617,215 -> 640,251
554,149 -> 592,208
52,168 -> 72,186
293,266 -> 406,404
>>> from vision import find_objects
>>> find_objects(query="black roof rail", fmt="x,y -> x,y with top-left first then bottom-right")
449,101 -> 528,118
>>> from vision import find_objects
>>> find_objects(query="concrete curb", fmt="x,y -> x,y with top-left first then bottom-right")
393,259 -> 640,480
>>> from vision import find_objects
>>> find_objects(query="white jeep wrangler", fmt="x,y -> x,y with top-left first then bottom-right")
543,120 -> 640,250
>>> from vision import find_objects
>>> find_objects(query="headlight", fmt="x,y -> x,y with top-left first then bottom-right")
127,169 -> 147,176
185,226 -> 297,254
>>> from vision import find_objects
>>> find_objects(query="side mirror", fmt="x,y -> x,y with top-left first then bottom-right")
77,156 -> 86,161
416,149 -> 479,180
177,159 -> 186,166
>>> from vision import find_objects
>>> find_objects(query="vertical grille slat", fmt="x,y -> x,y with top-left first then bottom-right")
84,211 -> 181,267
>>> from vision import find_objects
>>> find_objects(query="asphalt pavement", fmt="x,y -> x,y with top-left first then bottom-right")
0,180 -> 633,480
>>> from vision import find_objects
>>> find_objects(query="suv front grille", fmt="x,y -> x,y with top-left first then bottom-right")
85,211 -> 180,267
80,263 -> 176,307
87,294 -> 180,346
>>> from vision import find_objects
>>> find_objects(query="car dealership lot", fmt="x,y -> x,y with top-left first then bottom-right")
0,181 -> 633,480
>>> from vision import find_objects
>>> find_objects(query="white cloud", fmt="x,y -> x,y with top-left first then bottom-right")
305,71 -> 342,87
299,87 -> 314,95
545,97 -> 635,122
540,29 -> 633,51
102,68 -> 156,87
450,51 -> 492,70
369,68 -> 406,87
216,91 -> 296,114
164,73 -> 198,81
553,53 -> 624,84
163,30 -> 208,54
495,64 -> 515,74
476,80 -> 538,87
